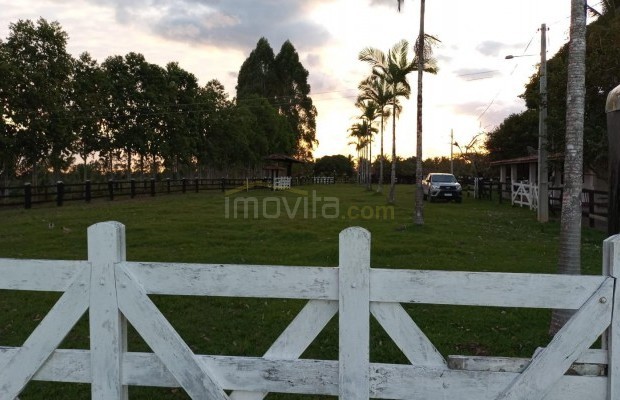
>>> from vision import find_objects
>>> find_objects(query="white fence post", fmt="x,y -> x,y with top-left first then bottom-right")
88,221 -> 128,400
339,227 -> 370,400
606,234 -> 620,400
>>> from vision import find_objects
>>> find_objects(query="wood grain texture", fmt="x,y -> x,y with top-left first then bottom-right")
371,302 -> 446,367
88,221 -> 128,400
115,264 -> 228,400
497,278 -> 614,400
339,227 -> 370,400
0,259 -> 87,291
0,267 -> 90,399
229,299 -> 337,400
371,269 -> 606,309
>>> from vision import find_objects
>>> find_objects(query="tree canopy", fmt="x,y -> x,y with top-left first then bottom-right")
0,19 -> 312,185
236,38 -> 318,160
485,8 -> 620,175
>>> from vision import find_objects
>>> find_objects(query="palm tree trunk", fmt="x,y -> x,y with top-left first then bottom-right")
389,98 -> 397,204
367,135 -> 372,190
378,116 -> 384,193
414,0 -> 426,225
550,0 -> 587,335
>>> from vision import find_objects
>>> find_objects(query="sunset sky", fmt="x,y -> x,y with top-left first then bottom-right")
0,1 -> 598,160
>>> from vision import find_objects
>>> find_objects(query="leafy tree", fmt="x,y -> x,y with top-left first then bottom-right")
4,18 -> 74,184
72,52 -> 106,181
159,62 -> 201,178
0,39 -> 17,187
488,7 -> 620,176
484,110 -> 539,161
273,41 -> 318,159
314,154 -> 354,177
237,38 -> 317,160
236,38 -> 277,100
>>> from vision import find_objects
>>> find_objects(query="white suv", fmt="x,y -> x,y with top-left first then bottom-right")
422,173 -> 462,203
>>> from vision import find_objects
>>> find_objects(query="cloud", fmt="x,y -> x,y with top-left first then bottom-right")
476,41 -> 506,57
450,100 -> 525,130
452,68 -> 500,81
84,0 -> 333,51
476,40 -> 524,58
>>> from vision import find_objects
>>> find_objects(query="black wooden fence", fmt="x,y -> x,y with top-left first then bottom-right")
0,178 -> 271,209
460,178 -> 609,227
0,176 -> 349,210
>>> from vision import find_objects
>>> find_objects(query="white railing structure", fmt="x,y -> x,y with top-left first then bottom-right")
1,221 -> 620,399
272,176 -> 291,191
313,176 -> 334,184
512,181 -> 539,210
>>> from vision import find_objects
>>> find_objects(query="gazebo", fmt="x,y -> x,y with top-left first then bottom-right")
262,154 -> 304,179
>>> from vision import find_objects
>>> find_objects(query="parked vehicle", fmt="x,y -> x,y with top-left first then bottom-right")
422,173 -> 462,203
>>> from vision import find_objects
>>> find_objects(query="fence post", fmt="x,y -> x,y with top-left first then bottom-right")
182,178 -> 187,194
605,234 -> 620,400
108,180 -> 114,201
589,190 -> 596,228
166,178 -> 171,194
195,178 -> 199,193
24,182 -> 32,209
130,179 -> 136,199
88,221 -> 128,400
85,180 -> 92,203
56,181 -> 64,207
339,227 -> 370,400
150,178 -> 156,197
221,177 -> 226,193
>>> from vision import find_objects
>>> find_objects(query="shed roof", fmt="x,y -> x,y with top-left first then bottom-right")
489,153 -> 563,167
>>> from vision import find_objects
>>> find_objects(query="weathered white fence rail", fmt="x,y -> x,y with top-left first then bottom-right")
1,222 -> 620,399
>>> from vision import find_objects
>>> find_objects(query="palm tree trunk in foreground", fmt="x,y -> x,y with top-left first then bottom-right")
378,118 -> 384,193
388,101 -> 397,204
549,0 -> 587,335
414,0 -> 426,225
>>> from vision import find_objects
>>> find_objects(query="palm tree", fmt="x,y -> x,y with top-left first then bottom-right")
356,99 -> 381,190
550,0 -> 587,335
359,40 -> 416,204
348,121 -> 376,184
358,75 -> 395,193
394,0 -> 439,223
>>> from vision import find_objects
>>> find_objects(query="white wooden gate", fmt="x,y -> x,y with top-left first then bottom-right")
1,221 -> 620,399
273,176 -> 291,190
512,181 -> 539,210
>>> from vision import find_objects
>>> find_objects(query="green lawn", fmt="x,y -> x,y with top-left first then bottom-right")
0,184 -> 607,399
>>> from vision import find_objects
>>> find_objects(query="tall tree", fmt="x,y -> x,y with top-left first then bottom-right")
395,0 -> 439,222
161,62 -> 201,178
358,75 -> 394,193
356,99 -> 381,190
550,0 -> 588,335
273,40 -> 318,160
0,38 -> 17,187
237,38 -> 318,161
236,37 -> 276,100
4,18 -> 74,184
359,40 -> 416,204
72,52 -> 106,181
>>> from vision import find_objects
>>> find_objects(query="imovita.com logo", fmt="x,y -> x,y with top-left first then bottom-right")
224,184 -> 394,220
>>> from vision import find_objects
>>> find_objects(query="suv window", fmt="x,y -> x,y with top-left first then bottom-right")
431,175 -> 456,183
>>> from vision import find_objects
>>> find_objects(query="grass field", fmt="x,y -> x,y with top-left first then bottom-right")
0,184 -> 607,399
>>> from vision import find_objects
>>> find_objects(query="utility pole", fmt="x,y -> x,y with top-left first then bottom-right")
450,129 -> 454,175
537,23 -> 549,222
